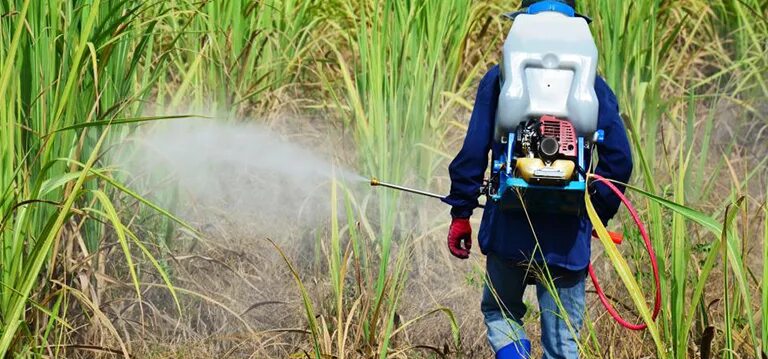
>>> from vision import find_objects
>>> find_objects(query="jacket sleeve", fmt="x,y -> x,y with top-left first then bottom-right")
441,67 -> 498,218
591,76 -> 634,223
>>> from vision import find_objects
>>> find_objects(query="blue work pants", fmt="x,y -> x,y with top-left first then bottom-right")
482,253 -> 586,359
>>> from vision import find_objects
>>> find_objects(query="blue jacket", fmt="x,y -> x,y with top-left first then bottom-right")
443,65 -> 633,271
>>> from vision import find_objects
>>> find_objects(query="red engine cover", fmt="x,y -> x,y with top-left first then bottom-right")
539,115 -> 577,158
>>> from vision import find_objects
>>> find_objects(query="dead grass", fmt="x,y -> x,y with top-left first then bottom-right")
68,92 -> 766,359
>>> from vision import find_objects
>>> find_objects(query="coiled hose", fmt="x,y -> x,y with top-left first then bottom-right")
587,173 -> 661,330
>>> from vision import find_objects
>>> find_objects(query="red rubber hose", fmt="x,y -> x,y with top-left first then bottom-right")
587,173 -> 661,331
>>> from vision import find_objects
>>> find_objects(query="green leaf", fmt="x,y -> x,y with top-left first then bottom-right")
91,190 -> 142,303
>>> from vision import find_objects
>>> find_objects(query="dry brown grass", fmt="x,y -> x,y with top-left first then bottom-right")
66,82 -> 767,357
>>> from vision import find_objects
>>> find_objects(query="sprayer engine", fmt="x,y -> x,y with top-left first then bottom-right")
514,115 -> 578,185
489,115 -> 596,214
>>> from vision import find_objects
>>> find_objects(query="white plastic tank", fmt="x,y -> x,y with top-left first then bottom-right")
495,7 -> 599,139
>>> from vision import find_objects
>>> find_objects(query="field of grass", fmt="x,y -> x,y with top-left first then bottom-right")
1,0 -> 766,358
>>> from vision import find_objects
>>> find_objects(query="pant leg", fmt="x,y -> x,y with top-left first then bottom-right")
482,253 -> 531,357
536,268 -> 586,359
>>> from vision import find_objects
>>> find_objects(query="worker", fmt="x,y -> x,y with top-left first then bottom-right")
442,1 -> 634,358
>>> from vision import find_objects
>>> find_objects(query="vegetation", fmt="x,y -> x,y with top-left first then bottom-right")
0,0 -> 766,357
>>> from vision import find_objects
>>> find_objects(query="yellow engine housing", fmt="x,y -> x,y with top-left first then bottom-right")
515,158 -> 576,185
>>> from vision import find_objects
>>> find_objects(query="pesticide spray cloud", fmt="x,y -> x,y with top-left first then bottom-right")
117,118 -> 364,238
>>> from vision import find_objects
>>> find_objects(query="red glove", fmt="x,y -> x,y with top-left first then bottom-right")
447,217 -> 472,259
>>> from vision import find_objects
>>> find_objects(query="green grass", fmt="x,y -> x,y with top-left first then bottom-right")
0,1 -> 189,355
1,0 -> 766,357
318,2 -> 476,355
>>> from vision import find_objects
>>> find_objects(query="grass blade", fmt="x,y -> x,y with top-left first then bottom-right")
0,124 -> 109,355
585,186 -> 666,357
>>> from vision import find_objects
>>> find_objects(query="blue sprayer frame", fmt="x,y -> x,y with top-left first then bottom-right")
490,131 -> 598,214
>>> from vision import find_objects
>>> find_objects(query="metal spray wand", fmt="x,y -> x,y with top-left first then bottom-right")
370,177 -> 485,208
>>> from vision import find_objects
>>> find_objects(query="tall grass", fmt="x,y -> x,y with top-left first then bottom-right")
155,0 -> 322,113
0,1 -> 190,355
0,0 -> 122,353
583,0 -> 767,357
763,200 -> 768,354
1,0 -> 766,357
319,1 -> 476,355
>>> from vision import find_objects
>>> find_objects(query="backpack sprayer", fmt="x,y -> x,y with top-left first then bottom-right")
371,1 -> 660,330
